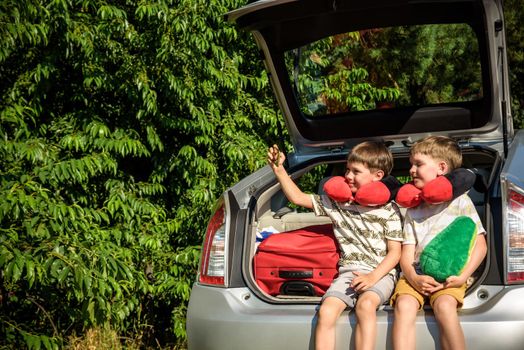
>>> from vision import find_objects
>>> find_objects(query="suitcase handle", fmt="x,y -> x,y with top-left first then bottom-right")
280,281 -> 316,296
279,269 -> 313,279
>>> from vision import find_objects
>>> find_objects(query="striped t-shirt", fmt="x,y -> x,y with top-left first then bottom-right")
311,194 -> 404,276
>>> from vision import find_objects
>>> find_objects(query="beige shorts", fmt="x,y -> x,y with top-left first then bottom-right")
390,276 -> 467,310
322,267 -> 396,308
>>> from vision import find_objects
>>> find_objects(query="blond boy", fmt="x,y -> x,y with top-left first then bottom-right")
391,136 -> 487,350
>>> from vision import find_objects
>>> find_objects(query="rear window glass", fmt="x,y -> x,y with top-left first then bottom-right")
285,23 -> 482,117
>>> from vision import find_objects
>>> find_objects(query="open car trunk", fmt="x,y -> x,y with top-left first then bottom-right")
227,0 -> 513,156
227,0 -> 511,304
245,146 -> 501,305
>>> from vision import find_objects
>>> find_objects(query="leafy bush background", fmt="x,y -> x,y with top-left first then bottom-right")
506,0 -> 524,129
0,0 -> 281,348
0,0 -> 522,348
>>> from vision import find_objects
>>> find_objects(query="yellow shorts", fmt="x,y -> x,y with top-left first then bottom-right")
390,276 -> 467,310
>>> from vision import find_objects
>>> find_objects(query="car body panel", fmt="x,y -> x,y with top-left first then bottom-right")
187,284 -> 524,349
501,129 -> 524,190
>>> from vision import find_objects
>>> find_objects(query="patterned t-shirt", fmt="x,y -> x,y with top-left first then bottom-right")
403,193 -> 486,268
311,194 -> 404,276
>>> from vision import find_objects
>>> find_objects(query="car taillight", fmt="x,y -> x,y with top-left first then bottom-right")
198,201 -> 227,286
502,179 -> 524,284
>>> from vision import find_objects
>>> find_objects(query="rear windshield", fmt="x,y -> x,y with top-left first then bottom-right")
285,23 -> 482,117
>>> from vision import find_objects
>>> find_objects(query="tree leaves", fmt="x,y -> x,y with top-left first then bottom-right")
505,0 -> 524,129
0,0 -> 279,348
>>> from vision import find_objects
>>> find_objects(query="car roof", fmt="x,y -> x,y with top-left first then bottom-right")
228,0 -> 511,154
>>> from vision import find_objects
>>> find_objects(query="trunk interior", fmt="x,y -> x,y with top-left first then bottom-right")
246,146 -> 501,305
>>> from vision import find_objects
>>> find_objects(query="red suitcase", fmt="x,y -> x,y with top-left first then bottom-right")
254,224 -> 340,296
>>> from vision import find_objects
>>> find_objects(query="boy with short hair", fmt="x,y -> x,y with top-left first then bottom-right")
267,141 -> 403,350
391,135 -> 487,350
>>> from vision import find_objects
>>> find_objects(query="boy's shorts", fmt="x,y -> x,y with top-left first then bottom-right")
390,276 -> 467,310
322,267 -> 396,308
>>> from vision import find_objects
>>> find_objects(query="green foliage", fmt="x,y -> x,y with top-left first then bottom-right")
505,0 -> 524,129
0,0 -> 280,348
374,24 -> 482,106
287,23 -> 482,116
287,32 -> 401,115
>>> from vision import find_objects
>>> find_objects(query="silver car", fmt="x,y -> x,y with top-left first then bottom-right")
187,0 -> 524,349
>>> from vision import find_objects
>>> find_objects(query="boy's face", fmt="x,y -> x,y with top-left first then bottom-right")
409,153 -> 448,189
345,161 -> 384,193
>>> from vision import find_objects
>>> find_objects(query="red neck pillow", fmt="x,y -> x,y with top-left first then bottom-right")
322,175 -> 401,206
323,168 -> 476,208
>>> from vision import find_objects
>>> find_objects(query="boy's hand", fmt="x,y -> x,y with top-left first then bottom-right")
267,144 -> 285,170
351,271 -> 379,292
410,274 -> 443,295
443,275 -> 467,289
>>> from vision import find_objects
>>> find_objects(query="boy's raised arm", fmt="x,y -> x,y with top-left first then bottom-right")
267,145 -> 313,209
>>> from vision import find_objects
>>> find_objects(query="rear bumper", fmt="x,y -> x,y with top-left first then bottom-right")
187,284 -> 524,350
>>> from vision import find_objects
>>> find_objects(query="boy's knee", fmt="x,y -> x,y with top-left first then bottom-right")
356,292 -> 380,314
317,297 -> 347,326
432,295 -> 458,317
394,295 -> 420,316
318,301 -> 344,325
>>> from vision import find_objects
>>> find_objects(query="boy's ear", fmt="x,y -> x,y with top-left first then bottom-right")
437,161 -> 448,176
373,169 -> 385,181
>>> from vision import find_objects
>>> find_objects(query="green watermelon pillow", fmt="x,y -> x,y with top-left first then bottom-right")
419,216 -> 477,282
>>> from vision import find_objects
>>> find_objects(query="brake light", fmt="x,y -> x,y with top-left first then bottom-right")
503,180 -> 524,284
198,202 -> 227,286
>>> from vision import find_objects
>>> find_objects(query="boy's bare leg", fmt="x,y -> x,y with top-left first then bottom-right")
433,295 -> 465,350
354,291 -> 381,350
315,297 -> 347,350
392,295 -> 419,350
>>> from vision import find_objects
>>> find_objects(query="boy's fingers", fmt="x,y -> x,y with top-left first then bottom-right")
267,146 -> 284,168
428,280 -> 440,287
422,275 -> 439,287
350,272 -> 362,286
425,280 -> 444,292
446,275 -> 459,283
443,276 -> 462,288
352,280 -> 368,292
